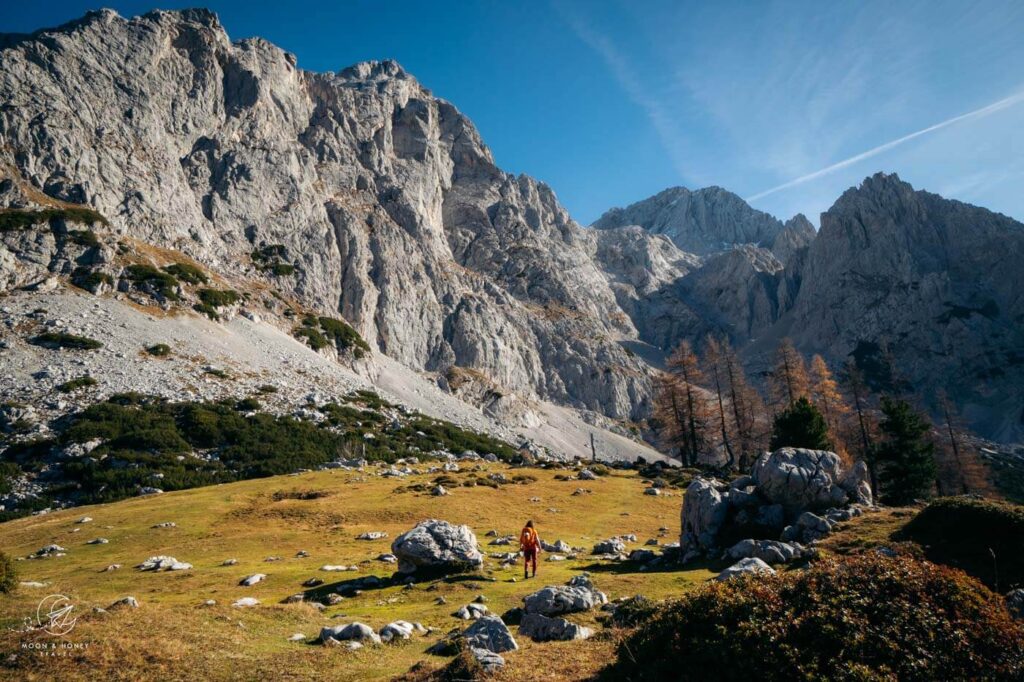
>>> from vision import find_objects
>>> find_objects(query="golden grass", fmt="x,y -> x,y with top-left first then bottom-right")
0,464 -> 711,681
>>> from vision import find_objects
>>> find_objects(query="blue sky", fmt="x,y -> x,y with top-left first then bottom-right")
4,1 -> 1024,225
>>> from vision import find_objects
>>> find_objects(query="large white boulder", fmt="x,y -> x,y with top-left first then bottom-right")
522,574 -> 607,616
752,448 -> 870,512
391,519 -> 483,575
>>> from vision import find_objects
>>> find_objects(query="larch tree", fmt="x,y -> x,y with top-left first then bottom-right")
720,338 -> 764,470
770,338 -> 809,410
809,354 -> 851,454
841,358 -> 877,493
654,341 -> 710,466
704,336 -> 736,470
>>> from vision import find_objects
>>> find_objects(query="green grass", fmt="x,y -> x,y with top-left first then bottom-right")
56,376 -> 98,393
0,461 -> 702,681
29,331 -> 103,350
197,288 -> 240,308
0,206 -> 109,231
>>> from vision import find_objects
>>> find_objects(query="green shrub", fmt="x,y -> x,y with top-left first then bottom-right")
56,376 -> 97,393
601,554 -> 1024,681
293,315 -> 370,358
293,325 -> 328,350
193,303 -> 219,320
896,496 -> 1024,591
0,207 -> 108,232
29,332 -> 102,350
256,385 -> 278,394
251,244 -> 287,263
70,267 -> 113,292
270,263 -> 295,276
0,551 -> 16,594
162,262 -> 208,284
146,343 -> 171,357
125,263 -> 179,301
769,396 -> 831,450
236,397 -> 261,411
204,368 -> 230,379
197,288 -> 240,308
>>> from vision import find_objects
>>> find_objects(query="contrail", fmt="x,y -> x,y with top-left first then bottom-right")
746,89 -> 1024,202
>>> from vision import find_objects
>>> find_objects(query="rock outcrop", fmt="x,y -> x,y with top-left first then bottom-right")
680,449 -> 872,560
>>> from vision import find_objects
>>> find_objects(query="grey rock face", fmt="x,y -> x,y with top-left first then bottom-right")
782,173 -> 1024,442
522,574 -> 607,616
463,614 -> 518,653
716,557 -> 776,581
518,613 -> 592,642
390,519 -> 483,575
0,9 -> 698,424
679,478 -> 729,553
593,186 -> 786,256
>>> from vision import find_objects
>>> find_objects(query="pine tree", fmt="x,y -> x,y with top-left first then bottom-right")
770,338 -> 809,410
871,397 -> 937,505
769,396 -> 831,451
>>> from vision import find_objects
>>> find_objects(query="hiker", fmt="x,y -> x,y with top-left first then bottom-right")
519,519 -> 540,579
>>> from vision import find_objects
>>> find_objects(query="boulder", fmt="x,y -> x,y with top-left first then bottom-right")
470,647 -> 505,673
752,448 -> 866,513
519,613 -> 592,641
240,573 -> 266,586
579,469 -> 597,481
391,519 -> 483,575
628,549 -> 657,563
108,596 -> 139,609
232,597 -> 260,607
1006,589 -> 1024,620
319,622 -> 381,645
592,538 -> 625,555
522,574 -> 607,616
379,620 -> 420,642
725,539 -> 807,565
454,603 -> 489,620
679,478 -> 729,554
136,555 -> 192,571
716,557 -> 776,581
464,614 -> 519,653
541,539 -> 572,553
841,460 -> 873,505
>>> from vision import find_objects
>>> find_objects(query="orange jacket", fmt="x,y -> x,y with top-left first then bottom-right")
520,526 -> 539,551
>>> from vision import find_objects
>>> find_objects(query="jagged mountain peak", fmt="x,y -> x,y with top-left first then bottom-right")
591,184 -> 785,256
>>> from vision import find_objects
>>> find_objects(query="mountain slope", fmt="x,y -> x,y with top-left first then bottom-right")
0,8 -> 693,422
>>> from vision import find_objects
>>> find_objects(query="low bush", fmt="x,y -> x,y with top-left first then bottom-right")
0,207 -> 108,232
600,553 -> 1024,681
204,368 -> 230,379
0,551 -> 16,594
65,229 -> 99,247
896,496 -> 1024,591
293,315 -> 370,358
29,332 -> 102,350
145,343 -> 171,357
162,262 -> 208,285
192,303 -> 219,320
197,288 -> 240,308
56,376 -> 97,393
236,397 -> 261,411
70,267 -> 113,292
125,263 -> 179,301
256,385 -> 278,394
